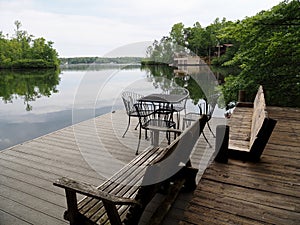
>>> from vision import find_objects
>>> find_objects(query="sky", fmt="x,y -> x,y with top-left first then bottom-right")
0,0 -> 283,57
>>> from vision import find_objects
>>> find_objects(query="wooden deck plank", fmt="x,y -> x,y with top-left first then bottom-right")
0,110 -> 194,225
179,106 -> 300,225
1,107 -> 298,225
0,210 -> 32,225
0,195 -> 67,225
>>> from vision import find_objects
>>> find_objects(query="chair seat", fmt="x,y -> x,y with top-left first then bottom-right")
173,105 -> 185,112
129,109 -> 154,117
143,118 -> 176,130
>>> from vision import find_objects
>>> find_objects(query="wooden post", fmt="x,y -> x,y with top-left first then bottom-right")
65,189 -> 78,225
102,200 -> 122,225
215,125 -> 229,163
238,90 -> 246,102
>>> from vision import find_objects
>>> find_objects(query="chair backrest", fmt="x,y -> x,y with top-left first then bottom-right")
134,102 -> 155,127
198,94 -> 219,119
121,91 -> 143,116
170,87 -> 189,109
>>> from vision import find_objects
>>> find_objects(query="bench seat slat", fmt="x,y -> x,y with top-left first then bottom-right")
75,146 -> 167,223
77,146 -> 162,210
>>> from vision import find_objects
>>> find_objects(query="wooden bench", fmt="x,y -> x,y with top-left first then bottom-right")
53,115 -> 207,225
219,86 -> 277,162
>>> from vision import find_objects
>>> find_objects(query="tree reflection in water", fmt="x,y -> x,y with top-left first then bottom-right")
141,64 -> 220,106
0,69 -> 60,111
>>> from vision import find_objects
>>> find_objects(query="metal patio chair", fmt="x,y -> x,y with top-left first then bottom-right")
183,94 -> 219,147
134,102 -> 176,155
169,87 -> 189,128
121,91 -> 144,138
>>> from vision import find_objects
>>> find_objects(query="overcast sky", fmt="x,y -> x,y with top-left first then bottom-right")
0,0 -> 282,57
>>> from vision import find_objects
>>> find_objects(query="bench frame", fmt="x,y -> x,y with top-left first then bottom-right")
224,86 -> 277,161
54,115 -> 207,225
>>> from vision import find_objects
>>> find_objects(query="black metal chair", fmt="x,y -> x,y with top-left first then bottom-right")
162,87 -> 189,128
134,102 -> 176,155
121,91 -> 144,138
198,94 -> 219,137
183,94 -> 219,147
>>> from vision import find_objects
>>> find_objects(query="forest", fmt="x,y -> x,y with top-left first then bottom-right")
147,0 -> 300,107
0,21 -> 60,69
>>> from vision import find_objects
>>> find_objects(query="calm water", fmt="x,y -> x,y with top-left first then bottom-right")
0,65 -> 223,150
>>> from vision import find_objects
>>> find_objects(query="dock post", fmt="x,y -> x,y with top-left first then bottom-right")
215,125 -> 229,163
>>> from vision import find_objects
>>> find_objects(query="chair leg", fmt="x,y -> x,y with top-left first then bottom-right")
207,122 -> 215,137
177,112 -> 180,129
134,122 -> 139,130
136,126 -> 142,155
122,116 -> 131,138
202,132 -> 212,148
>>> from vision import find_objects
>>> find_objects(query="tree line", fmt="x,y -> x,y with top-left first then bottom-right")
0,21 -> 60,69
60,56 -> 143,65
147,0 -> 300,107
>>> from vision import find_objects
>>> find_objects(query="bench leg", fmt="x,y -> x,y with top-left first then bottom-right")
103,200 -> 122,225
65,189 -> 79,225
124,184 -> 158,225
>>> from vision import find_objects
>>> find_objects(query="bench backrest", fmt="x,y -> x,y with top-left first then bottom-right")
249,85 -> 277,160
142,115 -> 207,185
250,85 -> 267,147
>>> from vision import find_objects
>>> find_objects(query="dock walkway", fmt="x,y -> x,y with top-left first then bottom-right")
1,107 -> 299,224
178,106 -> 300,225
0,110 -> 218,225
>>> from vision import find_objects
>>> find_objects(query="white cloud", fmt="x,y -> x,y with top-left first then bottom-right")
0,0 -> 282,57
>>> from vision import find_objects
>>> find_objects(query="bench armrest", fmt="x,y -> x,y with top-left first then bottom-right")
54,177 -> 139,205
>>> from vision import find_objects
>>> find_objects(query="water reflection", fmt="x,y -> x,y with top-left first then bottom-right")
0,69 -> 60,111
141,64 -> 219,105
0,65 -> 224,150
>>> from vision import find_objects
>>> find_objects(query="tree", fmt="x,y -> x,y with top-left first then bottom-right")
169,22 -> 186,47
0,21 -> 59,69
220,0 -> 300,106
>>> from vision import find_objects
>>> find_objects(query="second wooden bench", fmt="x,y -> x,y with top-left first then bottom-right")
216,86 -> 277,162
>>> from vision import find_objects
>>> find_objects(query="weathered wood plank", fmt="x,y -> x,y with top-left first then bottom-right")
194,179 -> 300,211
0,210 -> 31,225
0,195 -> 68,225
203,163 -> 300,197
189,186 -> 299,225
180,106 -> 300,225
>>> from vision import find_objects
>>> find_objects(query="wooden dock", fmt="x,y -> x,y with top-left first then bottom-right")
0,106 -> 299,224
0,109 -> 218,225
178,106 -> 300,225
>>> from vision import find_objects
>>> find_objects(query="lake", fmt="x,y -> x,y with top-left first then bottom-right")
0,64 -> 224,150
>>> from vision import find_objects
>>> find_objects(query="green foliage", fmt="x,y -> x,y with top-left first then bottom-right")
146,35 -> 189,64
220,0 -> 300,107
147,18 -> 234,63
0,21 -> 59,69
148,0 -> 300,107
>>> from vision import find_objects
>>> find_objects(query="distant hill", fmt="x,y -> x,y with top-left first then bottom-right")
60,57 -> 143,65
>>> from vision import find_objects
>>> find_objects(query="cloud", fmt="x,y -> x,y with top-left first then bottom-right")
0,0 -> 282,57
